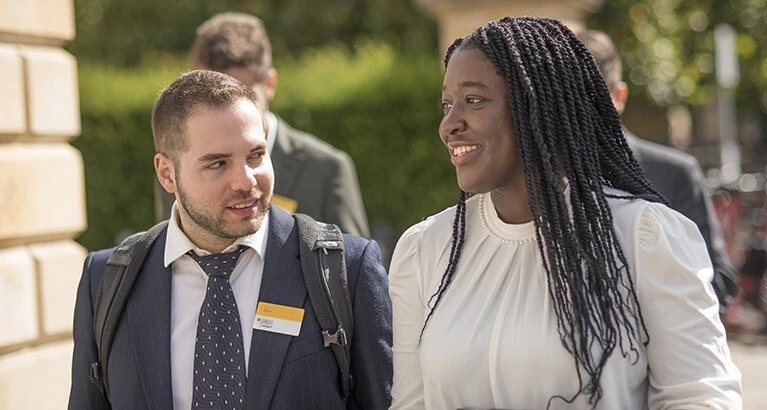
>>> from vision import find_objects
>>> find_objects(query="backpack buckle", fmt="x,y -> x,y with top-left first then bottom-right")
315,239 -> 343,251
322,326 -> 347,347
88,361 -> 103,384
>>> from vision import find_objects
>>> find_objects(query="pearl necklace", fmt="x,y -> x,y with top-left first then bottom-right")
478,194 -> 537,245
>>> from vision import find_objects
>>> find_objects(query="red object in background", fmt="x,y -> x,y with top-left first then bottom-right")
716,189 -> 767,334
712,189 -> 743,265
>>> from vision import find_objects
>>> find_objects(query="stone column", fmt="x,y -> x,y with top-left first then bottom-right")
0,0 -> 86,408
414,0 -> 603,53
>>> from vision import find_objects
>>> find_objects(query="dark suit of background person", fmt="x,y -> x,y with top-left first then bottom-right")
155,12 -> 370,238
69,205 -> 392,409
579,29 -> 739,308
268,116 -> 369,238
625,130 -> 738,307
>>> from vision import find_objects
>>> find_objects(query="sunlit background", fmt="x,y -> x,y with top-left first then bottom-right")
2,0 -> 767,408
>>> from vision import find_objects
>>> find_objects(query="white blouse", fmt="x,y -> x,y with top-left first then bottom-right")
389,191 -> 742,410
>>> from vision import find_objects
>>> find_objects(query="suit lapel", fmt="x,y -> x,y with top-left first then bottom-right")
247,206 -> 307,408
623,128 -> 644,163
271,117 -> 307,199
126,233 -> 174,409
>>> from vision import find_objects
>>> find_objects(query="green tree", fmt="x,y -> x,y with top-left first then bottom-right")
589,0 -> 767,113
69,0 -> 438,66
70,0 -> 239,66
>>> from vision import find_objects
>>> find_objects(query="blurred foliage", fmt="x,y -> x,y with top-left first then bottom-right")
69,0 -> 438,66
73,62 -> 186,250
273,41 -> 454,232
74,42 -> 455,250
590,0 -> 767,113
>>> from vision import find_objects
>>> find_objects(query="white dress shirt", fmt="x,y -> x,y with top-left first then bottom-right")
389,189 -> 742,409
164,202 -> 269,409
265,111 -> 278,153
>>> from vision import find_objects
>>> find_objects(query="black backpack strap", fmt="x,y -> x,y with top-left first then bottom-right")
88,220 -> 169,401
294,213 -> 354,398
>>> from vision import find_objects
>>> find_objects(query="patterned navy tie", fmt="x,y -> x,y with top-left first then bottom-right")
187,246 -> 248,409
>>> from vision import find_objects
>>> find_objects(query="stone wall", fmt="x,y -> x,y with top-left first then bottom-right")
0,0 -> 86,408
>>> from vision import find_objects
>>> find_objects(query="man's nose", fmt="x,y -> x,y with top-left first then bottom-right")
230,164 -> 258,192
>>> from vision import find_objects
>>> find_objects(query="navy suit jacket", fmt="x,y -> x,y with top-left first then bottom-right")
626,129 -> 738,307
68,206 -> 392,409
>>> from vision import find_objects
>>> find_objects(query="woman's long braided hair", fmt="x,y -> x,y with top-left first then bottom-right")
423,17 -> 667,407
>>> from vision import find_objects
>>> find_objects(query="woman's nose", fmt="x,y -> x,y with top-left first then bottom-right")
439,107 -> 466,140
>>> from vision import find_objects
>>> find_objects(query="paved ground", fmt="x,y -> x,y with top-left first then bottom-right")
729,337 -> 767,409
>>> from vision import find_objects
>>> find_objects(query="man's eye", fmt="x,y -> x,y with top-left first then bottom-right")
248,153 -> 265,163
440,101 -> 452,114
209,161 -> 226,169
466,97 -> 482,104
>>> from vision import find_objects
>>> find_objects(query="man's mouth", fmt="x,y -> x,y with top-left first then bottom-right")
229,199 -> 257,209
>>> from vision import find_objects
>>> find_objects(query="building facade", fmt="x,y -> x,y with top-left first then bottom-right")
0,0 -> 86,408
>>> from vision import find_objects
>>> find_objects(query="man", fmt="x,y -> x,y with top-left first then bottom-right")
155,12 -> 370,238
579,29 -> 739,309
69,70 -> 392,409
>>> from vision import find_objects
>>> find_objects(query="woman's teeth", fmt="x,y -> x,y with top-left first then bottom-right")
452,145 -> 479,156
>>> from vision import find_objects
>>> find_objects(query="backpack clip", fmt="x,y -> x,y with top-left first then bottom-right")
322,326 -> 348,347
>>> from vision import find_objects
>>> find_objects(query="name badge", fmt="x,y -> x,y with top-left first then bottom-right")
272,194 -> 299,213
253,302 -> 305,336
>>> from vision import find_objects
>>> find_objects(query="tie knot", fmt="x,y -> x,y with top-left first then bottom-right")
187,246 -> 246,278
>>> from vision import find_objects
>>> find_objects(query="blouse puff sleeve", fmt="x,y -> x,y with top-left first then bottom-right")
388,221 -> 430,409
634,202 -> 742,409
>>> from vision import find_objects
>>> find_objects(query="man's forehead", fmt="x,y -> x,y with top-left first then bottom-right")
181,100 -> 264,142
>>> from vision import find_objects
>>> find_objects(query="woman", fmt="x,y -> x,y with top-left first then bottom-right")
389,17 -> 741,409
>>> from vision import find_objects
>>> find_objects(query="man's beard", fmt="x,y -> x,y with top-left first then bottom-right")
176,173 -> 271,239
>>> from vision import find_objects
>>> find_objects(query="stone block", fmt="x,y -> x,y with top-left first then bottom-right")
0,144 -> 86,245
0,340 -> 73,410
0,0 -> 76,42
0,247 -> 38,348
28,241 -> 86,335
0,43 -> 25,136
20,46 -> 80,139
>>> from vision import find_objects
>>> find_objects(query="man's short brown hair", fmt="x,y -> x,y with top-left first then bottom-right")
151,70 -> 261,160
577,29 -> 622,93
190,12 -> 272,85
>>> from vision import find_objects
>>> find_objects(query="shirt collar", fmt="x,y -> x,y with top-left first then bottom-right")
265,111 -> 278,153
163,201 -> 269,267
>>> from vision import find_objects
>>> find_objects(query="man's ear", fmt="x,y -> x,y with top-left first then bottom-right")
611,81 -> 629,115
155,153 -> 177,194
265,68 -> 278,102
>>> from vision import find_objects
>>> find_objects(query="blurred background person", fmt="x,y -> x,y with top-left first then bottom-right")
155,12 -> 371,238
578,29 -> 740,312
